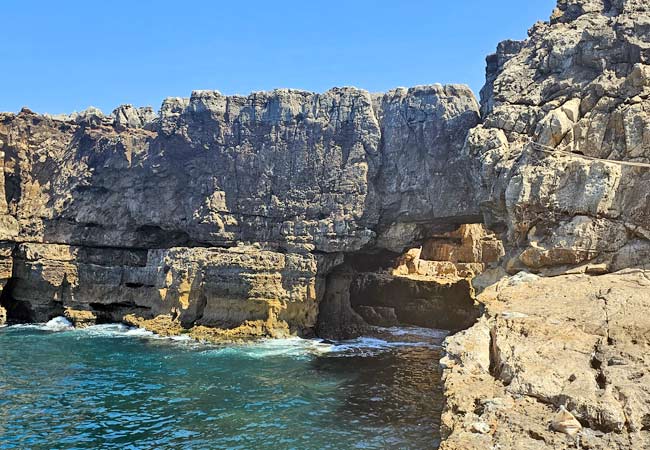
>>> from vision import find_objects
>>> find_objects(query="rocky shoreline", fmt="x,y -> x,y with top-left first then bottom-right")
1,0 -> 649,448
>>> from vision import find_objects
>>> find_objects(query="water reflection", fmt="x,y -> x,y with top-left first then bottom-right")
311,329 -> 444,448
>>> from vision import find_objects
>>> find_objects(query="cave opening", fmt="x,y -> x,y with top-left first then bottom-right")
0,277 -> 33,324
316,223 -> 505,339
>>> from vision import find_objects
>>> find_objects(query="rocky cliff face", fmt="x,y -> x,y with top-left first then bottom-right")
468,0 -> 650,274
441,1 -> 650,448
4,0 -> 648,338
0,86 -> 479,252
1,0 -> 650,446
0,85 -> 482,337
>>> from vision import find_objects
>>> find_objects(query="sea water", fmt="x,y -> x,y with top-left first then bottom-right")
0,320 -> 446,449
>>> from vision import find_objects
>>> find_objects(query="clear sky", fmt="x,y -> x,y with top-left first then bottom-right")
1,0 -> 556,115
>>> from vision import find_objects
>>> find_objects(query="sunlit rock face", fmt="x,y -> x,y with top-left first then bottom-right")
467,0 -> 650,274
0,85 -> 481,336
1,0 -> 648,353
441,1 -> 650,449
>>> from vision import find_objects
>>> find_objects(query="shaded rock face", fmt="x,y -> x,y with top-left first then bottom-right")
468,0 -> 650,274
349,273 -> 478,332
0,85 -> 479,253
0,85 -> 482,336
0,0 -> 649,448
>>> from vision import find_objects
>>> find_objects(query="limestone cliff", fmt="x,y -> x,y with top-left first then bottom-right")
468,0 -> 650,274
0,85 -> 481,336
441,1 -> 650,448
1,0 -> 650,447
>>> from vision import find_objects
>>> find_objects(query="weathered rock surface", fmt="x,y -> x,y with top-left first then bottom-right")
0,85 -> 481,337
441,269 -> 650,449
350,272 -> 479,332
0,85 -> 479,253
1,0 -> 650,448
468,0 -> 650,274
393,224 -> 505,280
438,2 -> 650,448
5,242 -> 334,339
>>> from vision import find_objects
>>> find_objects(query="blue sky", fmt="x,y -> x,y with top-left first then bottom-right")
1,0 -> 556,114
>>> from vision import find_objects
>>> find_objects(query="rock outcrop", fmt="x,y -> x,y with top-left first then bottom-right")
1,0 -> 649,448
0,85 -> 482,335
6,242 -> 329,338
441,269 -> 650,450
467,0 -> 650,275
0,86 -> 479,253
440,1 -> 650,448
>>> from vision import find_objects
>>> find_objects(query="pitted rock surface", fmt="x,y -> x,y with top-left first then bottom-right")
0,85 -> 481,335
468,0 -> 650,274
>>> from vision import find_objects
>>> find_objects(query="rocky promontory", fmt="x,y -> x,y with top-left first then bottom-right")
442,0 -> 650,448
1,0 -> 649,448
0,84 -> 482,338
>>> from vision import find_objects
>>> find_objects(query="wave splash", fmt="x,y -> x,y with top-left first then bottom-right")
4,317 -> 445,359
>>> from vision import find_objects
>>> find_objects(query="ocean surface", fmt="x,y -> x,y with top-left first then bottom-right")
0,319 -> 446,449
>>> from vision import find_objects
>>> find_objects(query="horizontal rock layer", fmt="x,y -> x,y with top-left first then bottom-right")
0,85 -> 482,336
5,242 -> 330,338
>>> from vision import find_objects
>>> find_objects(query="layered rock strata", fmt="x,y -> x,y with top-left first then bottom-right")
6,242 -> 330,338
0,0 -> 649,447
0,85 -> 482,336
440,0 -> 650,448
347,224 -> 504,332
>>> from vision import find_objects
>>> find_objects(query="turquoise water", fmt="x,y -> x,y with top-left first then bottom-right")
0,321 -> 445,449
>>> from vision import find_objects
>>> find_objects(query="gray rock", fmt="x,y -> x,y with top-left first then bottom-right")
0,84 -> 480,338
467,0 -> 650,273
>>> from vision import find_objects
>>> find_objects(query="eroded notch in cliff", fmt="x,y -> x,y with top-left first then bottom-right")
316,224 -> 505,339
0,277 -> 32,323
0,243 -> 41,324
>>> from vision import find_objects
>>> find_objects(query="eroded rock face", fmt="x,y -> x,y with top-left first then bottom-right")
1,2 -> 649,447
468,0 -> 650,274
0,85 -> 479,253
350,272 -> 478,332
0,85 -> 482,337
6,242 -> 333,338
439,2 -> 650,448
441,269 -> 650,449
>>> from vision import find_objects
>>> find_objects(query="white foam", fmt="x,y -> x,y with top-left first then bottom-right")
201,336 -> 334,359
378,326 -> 449,339
44,316 -> 74,331
325,336 -> 436,357
2,317 -> 75,332
82,323 -> 133,336
5,316 -> 76,332
3,320 -> 442,359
